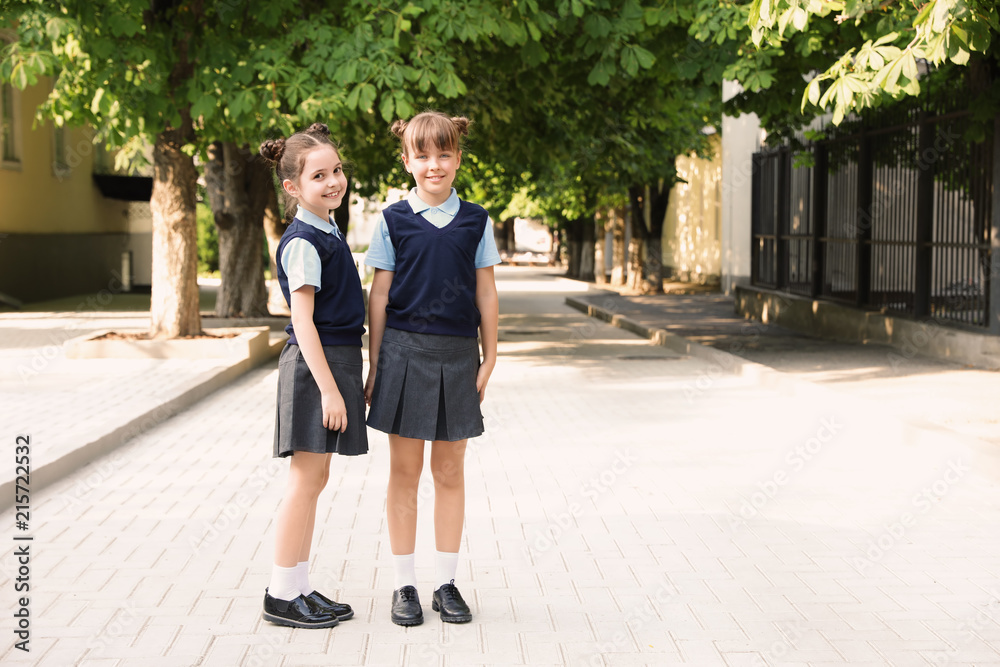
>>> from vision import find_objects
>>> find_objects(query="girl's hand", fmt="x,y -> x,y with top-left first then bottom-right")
321,389 -> 348,432
364,365 -> 377,406
476,358 -> 496,404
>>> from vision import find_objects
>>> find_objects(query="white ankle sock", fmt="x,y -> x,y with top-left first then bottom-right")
435,550 -> 459,589
393,553 -> 417,590
296,561 -> 312,596
268,564 -> 300,601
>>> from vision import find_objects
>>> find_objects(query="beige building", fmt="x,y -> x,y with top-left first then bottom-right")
0,75 -> 147,305
662,135 -> 722,284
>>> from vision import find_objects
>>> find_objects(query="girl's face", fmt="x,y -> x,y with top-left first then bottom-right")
402,139 -> 461,207
283,144 -> 347,221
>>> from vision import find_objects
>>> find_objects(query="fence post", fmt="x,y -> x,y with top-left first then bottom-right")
750,152 -> 761,286
856,135 -> 873,308
989,115 -> 1000,334
811,143 -> 828,298
777,148 -> 790,289
914,113 -> 934,318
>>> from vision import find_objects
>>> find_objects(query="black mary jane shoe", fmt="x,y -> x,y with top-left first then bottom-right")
262,588 -> 339,629
432,580 -> 472,623
391,585 -> 424,626
303,590 -> 354,621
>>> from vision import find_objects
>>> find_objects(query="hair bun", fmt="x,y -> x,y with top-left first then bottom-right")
389,119 -> 408,139
259,138 -> 286,163
306,122 -> 331,137
451,116 -> 471,137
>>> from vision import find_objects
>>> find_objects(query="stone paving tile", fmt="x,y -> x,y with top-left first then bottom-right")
2,270 -> 1000,666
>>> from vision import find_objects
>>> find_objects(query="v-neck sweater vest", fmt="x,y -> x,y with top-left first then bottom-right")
276,219 -> 366,347
383,199 -> 488,338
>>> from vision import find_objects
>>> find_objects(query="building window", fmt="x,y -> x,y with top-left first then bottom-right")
1,82 -> 20,167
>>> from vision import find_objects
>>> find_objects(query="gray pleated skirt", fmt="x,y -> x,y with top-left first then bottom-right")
273,344 -> 369,457
367,327 -> 484,442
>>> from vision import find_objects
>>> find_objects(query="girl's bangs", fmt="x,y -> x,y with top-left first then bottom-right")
408,116 -> 459,154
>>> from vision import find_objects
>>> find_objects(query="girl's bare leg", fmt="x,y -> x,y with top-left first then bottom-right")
297,460 -> 331,563
274,451 -> 331,568
387,434 -> 425,554
430,439 -> 467,552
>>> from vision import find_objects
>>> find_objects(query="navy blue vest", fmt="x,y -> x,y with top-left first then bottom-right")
384,199 -> 487,337
276,219 -> 366,347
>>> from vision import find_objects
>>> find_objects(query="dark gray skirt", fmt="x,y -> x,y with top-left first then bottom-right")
273,344 -> 369,457
367,327 -> 484,442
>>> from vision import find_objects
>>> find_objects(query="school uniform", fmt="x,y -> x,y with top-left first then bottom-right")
273,206 -> 368,457
365,188 -> 501,442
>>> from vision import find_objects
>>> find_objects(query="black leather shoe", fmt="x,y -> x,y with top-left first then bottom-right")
432,580 -> 472,623
303,590 -> 354,621
391,585 -> 423,626
262,589 -> 339,628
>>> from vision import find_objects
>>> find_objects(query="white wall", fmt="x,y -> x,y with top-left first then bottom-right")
721,80 -> 762,295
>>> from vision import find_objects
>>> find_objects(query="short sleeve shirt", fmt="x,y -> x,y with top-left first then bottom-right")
280,205 -> 344,293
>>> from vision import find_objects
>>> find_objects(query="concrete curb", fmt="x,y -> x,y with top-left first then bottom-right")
565,295 -> 778,385
0,336 -> 286,511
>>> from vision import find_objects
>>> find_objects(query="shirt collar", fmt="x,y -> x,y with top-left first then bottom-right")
294,205 -> 340,237
406,188 -> 460,216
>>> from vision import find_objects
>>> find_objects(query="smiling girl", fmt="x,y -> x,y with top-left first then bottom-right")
365,111 -> 501,626
259,123 -> 367,629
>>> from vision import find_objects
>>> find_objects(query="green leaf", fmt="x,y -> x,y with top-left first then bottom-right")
587,59 -> 611,86
90,87 -> 105,115
358,83 -> 376,111
346,83 -> 361,110
378,94 -> 394,123
632,45 -> 655,69
190,93 -> 217,121
620,47 -> 638,77
803,78 -> 821,111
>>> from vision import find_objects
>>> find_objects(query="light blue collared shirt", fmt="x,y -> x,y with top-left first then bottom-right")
364,188 -> 501,271
280,205 -> 344,293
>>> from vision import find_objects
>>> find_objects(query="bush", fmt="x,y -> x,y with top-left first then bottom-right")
197,202 -> 219,274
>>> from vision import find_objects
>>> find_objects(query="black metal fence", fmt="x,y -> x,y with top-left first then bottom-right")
751,107 -> 997,330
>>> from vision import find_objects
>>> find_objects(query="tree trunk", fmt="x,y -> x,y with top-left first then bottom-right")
594,211 -> 607,284
566,219 -> 582,278
505,217 -> 516,253
332,179 -> 351,237
149,129 -> 201,338
549,226 -> 561,266
579,214 -> 595,282
494,218 -> 508,254
205,142 -> 269,318
262,179 -> 288,316
610,206 -> 626,286
643,181 -> 671,294
626,185 -> 648,292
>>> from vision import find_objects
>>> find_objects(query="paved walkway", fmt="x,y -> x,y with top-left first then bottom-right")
569,290 -> 1000,446
3,267 -> 1000,666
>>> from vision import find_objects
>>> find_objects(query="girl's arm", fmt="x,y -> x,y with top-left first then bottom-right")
365,268 -> 394,405
474,265 -> 499,404
290,287 -> 348,432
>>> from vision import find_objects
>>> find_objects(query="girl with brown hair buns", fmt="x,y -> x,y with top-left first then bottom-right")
259,123 -> 367,629
364,111 -> 501,626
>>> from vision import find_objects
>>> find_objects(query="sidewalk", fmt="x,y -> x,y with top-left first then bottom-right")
568,289 -> 1000,446
2,266 -> 1000,666
0,289 -> 288,505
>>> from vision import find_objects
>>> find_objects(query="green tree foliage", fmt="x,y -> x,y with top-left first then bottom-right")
0,0 -> 540,333
743,0 -> 999,125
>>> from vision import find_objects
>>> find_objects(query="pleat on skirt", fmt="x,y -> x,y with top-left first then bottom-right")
367,327 -> 484,442
273,344 -> 369,457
